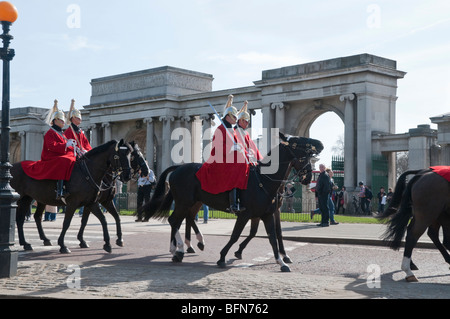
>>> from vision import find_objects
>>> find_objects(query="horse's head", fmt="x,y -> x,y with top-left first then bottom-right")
112,139 -> 132,183
279,132 -> 323,159
279,133 -> 322,185
128,141 -> 150,178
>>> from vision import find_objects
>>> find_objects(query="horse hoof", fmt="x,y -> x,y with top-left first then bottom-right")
281,265 -> 291,273
197,242 -> 205,251
60,247 -> 71,254
23,244 -> 33,251
217,261 -> 227,268
103,244 -> 112,253
283,256 -> 293,264
234,251 -> 243,260
79,242 -> 89,249
43,240 -> 52,247
116,239 -> 124,247
172,251 -> 184,263
186,247 -> 196,254
405,275 -> 418,282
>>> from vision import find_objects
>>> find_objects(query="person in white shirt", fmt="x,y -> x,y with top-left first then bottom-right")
136,168 -> 156,221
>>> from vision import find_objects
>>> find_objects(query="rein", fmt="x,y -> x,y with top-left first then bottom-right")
77,145 -> 130,198
254,142 -> 314,206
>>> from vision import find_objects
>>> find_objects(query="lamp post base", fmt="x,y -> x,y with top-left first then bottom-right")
0,248 -> 18,278
0,188 -> 19,278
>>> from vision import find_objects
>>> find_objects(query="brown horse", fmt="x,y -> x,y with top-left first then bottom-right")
378,168 -> 450,282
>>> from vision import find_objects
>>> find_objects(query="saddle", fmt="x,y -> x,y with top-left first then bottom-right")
430,166 -> 450,182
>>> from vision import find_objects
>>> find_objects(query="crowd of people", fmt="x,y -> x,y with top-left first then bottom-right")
310,163 -> 394,227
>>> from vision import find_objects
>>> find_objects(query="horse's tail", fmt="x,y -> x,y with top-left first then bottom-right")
377,169 -> 422,220
141,165 -> 179,221
379,170 -> 423,250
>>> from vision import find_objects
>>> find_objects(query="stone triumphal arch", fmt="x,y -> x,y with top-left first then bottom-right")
6,53 -> 449,195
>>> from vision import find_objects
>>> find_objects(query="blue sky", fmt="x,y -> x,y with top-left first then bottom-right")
6,0 -> 450,167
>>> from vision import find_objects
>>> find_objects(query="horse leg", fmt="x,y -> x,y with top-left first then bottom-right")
188,202 -> 205,252
58,206 -> 76,254
16,197 -> 33,251
168,213 -> 184,262
185,218 -> 195,253
274,209 -> 292,264
102,201 -> 123,247
34,202 -> 52,246
402,217 -> 427,282
235,218 -> 260,260
427,222 -> 450,267
217,215 -> 250,268
89,203 -> 112,253
262,213 -> 290,272
77,207 -> 91,248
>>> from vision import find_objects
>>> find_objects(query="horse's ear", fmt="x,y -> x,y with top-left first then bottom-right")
279,132 -> 287,142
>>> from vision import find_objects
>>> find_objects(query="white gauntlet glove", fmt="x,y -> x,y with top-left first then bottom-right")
230,142 -> 243,153
66,139 -> 77,148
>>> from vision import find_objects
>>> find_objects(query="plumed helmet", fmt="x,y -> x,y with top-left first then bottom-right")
238,100 -> 250,122
67,99 -> 82,123
45,99 -> 66,125
223,94 -> 238,118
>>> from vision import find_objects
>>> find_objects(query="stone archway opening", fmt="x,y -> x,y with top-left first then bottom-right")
309,111 -> 345,169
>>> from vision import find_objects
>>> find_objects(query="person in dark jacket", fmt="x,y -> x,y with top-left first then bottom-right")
316,164 -> 331,227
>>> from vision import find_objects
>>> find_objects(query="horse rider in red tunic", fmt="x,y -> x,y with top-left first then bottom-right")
235,101 -> 263,165
21,100 -> 77,203
64,99 -> 92,156
196,95 -> 250,214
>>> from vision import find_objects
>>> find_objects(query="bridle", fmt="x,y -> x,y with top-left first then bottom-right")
79,141 -> 132,194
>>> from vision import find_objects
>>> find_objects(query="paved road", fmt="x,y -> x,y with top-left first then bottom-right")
1,214 -> 450,300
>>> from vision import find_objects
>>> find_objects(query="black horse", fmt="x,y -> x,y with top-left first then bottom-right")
141,133 -> 323,272
184,162 -> 313,265
378,168 -> 450,282
11,140 -> 132,254
234,164 -> 312,263
30,141 -> 148,250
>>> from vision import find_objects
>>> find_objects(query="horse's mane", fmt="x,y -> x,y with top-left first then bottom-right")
84,140 -> 117,158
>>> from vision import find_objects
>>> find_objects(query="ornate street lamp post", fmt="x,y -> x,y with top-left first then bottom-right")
0,1 -> 19,278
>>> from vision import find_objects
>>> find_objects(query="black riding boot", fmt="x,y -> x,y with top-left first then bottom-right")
229,188 -> 245,215
56,180 -> 69,204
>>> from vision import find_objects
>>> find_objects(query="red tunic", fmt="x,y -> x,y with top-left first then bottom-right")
430,166 -> 450,182
22,128 -> 76,181
235,126 -> 263,165
64,124 -> 92,152
196,123 -> 250,194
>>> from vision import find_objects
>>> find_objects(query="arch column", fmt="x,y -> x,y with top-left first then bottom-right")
102,122 -> 111,143
271,102 -> 287,133
179,116 -> 193,164
159,116 -> 174,171
200,114 -> 214,163
89,125 -> 98,148
340,94 -> 356,190
144,118 -> 154,170
261,104 -> 274,154
18,131 -> 25,161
